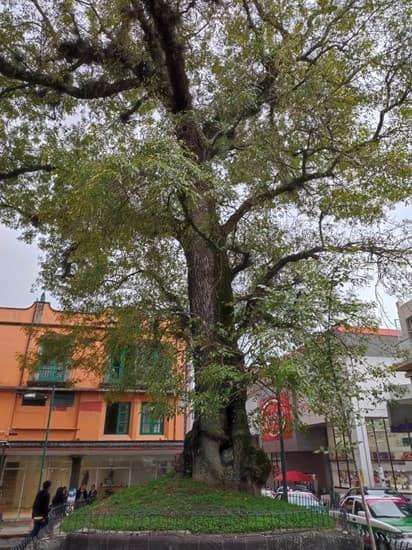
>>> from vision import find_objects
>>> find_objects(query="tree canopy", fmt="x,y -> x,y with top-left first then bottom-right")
0,0 -> 411,490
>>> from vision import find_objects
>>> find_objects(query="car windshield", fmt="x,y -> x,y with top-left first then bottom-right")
369,500 -> 407,519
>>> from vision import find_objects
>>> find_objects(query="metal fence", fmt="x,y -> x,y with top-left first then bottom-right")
11,501 -> 87,550
11,494 -> 412,550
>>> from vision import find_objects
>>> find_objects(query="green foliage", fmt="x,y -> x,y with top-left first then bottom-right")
0,1 -> 411,442
62,474 -> 334,533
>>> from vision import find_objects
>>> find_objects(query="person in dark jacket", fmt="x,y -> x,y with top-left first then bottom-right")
51,486 -> 66,514
30,480 -> 51,537
76,484 -> 88,502
87,484 -> 97,502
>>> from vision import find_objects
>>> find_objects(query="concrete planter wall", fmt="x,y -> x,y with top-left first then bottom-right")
62,529 -> 361,549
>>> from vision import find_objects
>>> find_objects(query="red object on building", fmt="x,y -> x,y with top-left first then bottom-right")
274,470 -> 312,482
260,392 -> 293,442
79,400 -> 103,412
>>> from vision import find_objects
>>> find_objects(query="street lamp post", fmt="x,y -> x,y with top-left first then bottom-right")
38,386 -> 56,491
0,441 -> 10,522
0,441 -> 9,484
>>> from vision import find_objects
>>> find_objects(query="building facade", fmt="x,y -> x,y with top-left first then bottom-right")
249,327 -> 412,495
0,300 -> 185,517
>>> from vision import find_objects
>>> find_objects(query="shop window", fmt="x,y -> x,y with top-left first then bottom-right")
140,403 -> 164,435
104,402 -> 131,435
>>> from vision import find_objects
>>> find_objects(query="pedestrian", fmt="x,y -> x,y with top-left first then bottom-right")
51,486 -> 67,517
87,484 -> 97,503
75,484 -> 88,508
30,480 -> 51,538
51,486 -> 66,507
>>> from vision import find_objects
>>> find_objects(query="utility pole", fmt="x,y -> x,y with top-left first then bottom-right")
276,390 -> 288,501
38,386 -> 55,490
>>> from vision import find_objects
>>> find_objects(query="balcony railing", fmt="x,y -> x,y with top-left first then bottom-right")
29,364 -> 68,385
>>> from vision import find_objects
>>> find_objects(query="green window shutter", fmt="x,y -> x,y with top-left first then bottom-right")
140,403 -> 164,435
107,349 -> 126,383
116,402 -> 130,434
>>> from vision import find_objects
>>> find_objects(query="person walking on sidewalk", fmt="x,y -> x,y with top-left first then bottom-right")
30,480 -> 51,537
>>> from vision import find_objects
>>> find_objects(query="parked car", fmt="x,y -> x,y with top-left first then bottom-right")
276,483 -> 311,493
260,488 -> 276,498
333,494 -> 412,549
274,490 -> 325,510
341,487 -> 410,505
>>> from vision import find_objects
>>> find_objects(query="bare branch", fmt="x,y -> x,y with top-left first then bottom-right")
28,0 -> 59,43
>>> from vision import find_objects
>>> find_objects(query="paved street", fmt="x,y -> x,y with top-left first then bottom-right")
0,520 -> 32,548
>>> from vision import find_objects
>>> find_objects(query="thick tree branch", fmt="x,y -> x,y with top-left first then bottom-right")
260,246 -> 324,287
222,168 -> 335,237
0,164 -> 52,181
0,55 -> 143,99
230,250 -> 252,279
0,84 -> 30,97
144,0 -> 192,113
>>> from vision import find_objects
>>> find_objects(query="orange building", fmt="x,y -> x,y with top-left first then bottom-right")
0,299 -> 185,517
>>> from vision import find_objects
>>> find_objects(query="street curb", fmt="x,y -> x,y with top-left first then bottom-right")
62,528 -> 361,549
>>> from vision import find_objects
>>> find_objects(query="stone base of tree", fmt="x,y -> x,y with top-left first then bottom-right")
61,529 -> 360,550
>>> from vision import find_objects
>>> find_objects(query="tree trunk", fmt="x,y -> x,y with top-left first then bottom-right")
182,214 -> 271,492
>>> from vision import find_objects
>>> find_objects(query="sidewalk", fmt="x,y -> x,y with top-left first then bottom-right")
0,520 -> 32,538
0,520 -> 31,550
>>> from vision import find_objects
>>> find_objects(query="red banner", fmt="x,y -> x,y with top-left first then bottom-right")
260,393 -> 293,441
79,400 -> 102,412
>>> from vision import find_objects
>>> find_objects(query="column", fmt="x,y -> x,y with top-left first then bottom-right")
69,456 -> 82,489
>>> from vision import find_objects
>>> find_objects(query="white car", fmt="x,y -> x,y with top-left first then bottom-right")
331,494 -> 412,549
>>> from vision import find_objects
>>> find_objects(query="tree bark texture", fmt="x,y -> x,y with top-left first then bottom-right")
182,204 -> 271,491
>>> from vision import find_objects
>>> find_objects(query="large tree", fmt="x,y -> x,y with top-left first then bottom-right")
0,0 -> 411,491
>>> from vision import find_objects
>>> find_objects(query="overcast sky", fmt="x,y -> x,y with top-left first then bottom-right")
1,201 -> 410,326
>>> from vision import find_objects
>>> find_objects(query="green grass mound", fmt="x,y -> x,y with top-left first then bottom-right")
62,474 -> 334,534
